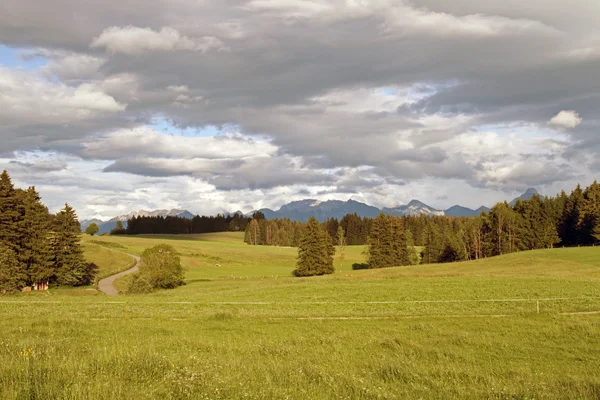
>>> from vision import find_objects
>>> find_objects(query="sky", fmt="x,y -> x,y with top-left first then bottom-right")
1,0 -> 599,220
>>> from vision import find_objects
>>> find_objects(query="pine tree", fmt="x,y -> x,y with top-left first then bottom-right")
51,204 -> 93,286
294,217 -> 334,277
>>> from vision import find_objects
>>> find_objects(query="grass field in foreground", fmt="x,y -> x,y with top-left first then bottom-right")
1,233 -> 599,399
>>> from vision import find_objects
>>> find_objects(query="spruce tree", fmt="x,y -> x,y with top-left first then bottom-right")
294,217 -> 334,276
51,204 -> 93,286
17,187 -> 53,285
0,244 -> 27,293
0,171 -> 24,254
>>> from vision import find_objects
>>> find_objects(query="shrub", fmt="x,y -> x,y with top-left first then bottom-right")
139,244 -> 184,289
127,273 -> 154,294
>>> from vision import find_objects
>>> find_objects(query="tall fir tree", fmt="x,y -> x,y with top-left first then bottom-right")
0,171 -> 24,255
17,187 -> 54,284
368,213 -> 406,268
0,244 -> 27,292
50,204 -> 92,286
294,217 -> 334,276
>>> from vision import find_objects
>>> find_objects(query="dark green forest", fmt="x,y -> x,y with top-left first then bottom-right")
246,181 -> 600,267
124,213 -> 249,235
0,171 -> 95,292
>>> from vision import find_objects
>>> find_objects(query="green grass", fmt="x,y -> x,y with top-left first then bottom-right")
1,233 -> 600,399
82,242 -> 137,280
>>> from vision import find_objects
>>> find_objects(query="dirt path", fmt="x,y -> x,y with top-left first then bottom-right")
97,252 -> 141,296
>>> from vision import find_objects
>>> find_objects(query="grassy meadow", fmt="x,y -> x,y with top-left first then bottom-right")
1,233 -> 600,399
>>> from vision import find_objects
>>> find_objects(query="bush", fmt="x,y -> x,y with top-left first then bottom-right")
352,263 -> 370,270
127,273 -> 154,294
139,244 -> 184,289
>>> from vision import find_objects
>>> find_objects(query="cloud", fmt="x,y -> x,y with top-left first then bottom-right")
90,26 -> 228,55
549,110 -> 582,129
1,0 -> 600,218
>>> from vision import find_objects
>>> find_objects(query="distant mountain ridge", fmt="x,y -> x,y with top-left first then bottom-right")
382,199 -> 444,217
81,209 -> 195,234
81,189 -> 538,230
444,205 -> 491,217
509,188 -> 540,206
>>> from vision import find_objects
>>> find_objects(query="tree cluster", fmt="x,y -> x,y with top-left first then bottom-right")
294,217 -> 335,277
244,212 -> 372,247
367,213 -> 419,268
247,182 -> 600,268
415,182 -> 599,264
0,171 -> 95,292
125,213 -> 249,235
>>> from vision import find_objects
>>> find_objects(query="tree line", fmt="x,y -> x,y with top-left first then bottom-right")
244,212 -> 372,246
0,171 -> 95,292
249,181 -> 600,269
123,213 -> 249,235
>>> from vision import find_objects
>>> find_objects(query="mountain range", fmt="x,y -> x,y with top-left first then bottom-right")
81,188 -> 540,231
81,209 -> 195,234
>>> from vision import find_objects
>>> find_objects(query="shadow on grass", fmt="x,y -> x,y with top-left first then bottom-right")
186,278 -> 214,284
352,263 -> 370,270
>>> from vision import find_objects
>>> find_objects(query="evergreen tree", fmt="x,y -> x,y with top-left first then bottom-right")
51,204 -> 93,286
368,213 -> 407,268
0,171 -> 23,254
294,217 -> 334,277
0,244 -> 26,293
111,219 -> 126,235
17,187 -> 53,285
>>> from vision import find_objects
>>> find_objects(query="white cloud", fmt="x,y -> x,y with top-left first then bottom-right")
90,26 -> 228,55
0,66 -> 125,123
246,0 -> 556,37
42,53 -> 105,80
82,127 -> 278,160
549,110 -> 582,129
167,85 -> 189,93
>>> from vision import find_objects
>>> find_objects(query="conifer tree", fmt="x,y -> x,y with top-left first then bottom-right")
17,187 -> 53,284
294,217 -> 334,276
0,244 -> 26,293
0,171 -> 23,254
51,204 -> 93,286
368,213 -> 400,268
